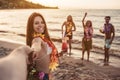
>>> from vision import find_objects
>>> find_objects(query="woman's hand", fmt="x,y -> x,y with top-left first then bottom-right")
31,37 -> 42,60
84,12 -> 87,17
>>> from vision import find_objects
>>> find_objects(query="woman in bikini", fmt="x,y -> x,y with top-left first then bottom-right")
61,15 -> 76,56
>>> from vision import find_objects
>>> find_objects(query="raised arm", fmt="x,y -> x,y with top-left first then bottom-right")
82,12 -> 87,28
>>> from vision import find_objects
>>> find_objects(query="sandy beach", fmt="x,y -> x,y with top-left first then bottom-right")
0,40 -> 120,80
53,56 -> 120,80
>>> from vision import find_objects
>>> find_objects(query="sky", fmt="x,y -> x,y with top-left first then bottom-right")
28,0 -> 120,9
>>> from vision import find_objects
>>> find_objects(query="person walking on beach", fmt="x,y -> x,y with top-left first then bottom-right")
26,12 -> 59,80
61,15 -> 76,56
99,16 -> 115,65
81,12 -> 93,61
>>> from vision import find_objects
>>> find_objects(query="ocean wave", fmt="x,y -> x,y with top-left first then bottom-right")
51,38 -> 120,58
49,29 -> 61,32
0,30 -> 16,35
0,23 -> 8,25
0,30 -> 26,37
0,30 -> 8,33
0,30 -> 120,58
93,34 -> 104,39
47,21 -> 60,24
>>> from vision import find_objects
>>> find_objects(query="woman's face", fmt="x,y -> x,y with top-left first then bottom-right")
86,21 -> 91,27
33,16 -> 45,34
67,16 -> 72,22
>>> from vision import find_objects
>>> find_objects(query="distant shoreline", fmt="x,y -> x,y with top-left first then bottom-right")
0,0 -> 59,9
0,6 -> 59,10
0,8 -> 59,10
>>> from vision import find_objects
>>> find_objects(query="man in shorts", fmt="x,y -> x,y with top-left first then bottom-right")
100,16 -> 115,65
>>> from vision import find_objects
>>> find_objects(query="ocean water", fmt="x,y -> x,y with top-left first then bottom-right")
0,9 -> 120,51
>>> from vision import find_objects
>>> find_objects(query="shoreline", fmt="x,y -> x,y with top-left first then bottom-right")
0,8 -> 59,10
0,29 -> 120,58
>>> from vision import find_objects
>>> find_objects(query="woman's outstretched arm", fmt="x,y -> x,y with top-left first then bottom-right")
31,37 -> 42,60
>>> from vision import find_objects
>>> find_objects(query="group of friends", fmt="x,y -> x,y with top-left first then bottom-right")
25,12 -> 115,80
61,12 -> 115,64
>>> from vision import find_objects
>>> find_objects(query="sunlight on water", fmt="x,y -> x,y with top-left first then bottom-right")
0,9 -> 120,50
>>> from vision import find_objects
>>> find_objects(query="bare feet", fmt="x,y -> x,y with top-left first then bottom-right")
103,62 -> 109,66
81,58 -> 84,60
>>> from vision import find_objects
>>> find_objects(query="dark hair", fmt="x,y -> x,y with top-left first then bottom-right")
26,12 -> 51,47
105,16 -> 111,19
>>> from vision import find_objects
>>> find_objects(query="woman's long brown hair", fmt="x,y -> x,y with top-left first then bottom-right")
26,12 -> 51,47
86,20 -> 92,28
26,12 -> 59,72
